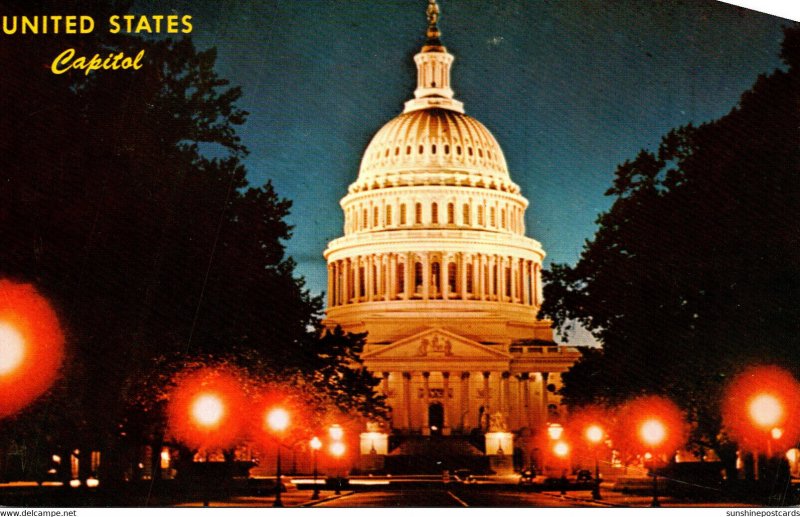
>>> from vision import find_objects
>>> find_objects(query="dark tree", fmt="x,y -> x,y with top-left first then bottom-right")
541,25 -> 800,463
0,0 -> 383,483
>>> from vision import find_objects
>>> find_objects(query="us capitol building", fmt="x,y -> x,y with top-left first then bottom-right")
324,0 -> 579,469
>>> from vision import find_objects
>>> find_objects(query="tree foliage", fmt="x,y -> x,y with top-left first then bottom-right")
541,25 -> 800,455
0,0 -> 383,479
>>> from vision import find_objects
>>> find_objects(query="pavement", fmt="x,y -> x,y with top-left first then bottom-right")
540,486 -> 759,508
175,489 -> 354,507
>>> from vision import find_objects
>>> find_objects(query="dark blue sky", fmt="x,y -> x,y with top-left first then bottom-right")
139,1 -> 789,318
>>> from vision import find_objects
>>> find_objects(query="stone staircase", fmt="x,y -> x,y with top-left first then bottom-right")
385,436 -> 490,474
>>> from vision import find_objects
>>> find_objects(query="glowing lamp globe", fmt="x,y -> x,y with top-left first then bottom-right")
640,419 -> 667,447
748,394 -> 783,429
267,408 -> 290,432
310,436 -> 322,451
191,393 -> 225,428
553,441 -> 570,458
0,322 -> 25,375
585,425 -> 604,444
547,423 -> 564,440
329,424 -> 344,441
330,442 -> 346,457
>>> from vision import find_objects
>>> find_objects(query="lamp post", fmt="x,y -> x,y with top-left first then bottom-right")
266,408 -> 290,508
585,424 -> 604,500
747,393 -> 783,480
310,436 -> 322,500
639,418 -> 667,508
553,441 -> 570,496
329,441 -> 346,495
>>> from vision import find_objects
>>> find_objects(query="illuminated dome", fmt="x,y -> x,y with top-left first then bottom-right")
323,0 -> 578,442
353,109 -> 517,194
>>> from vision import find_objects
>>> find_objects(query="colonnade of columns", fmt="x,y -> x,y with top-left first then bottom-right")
328,251 -> 542,308
380,370 -> 559,435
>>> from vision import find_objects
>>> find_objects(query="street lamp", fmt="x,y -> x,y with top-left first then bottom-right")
639,418 -> 667,508
329,440 -> 346,495
547,423 -> 564,440
585,424 -> 604,500
0,323 -> 25,376
266,407 -> 290,507
190,393 -> 225,429
310,436 -> 322,500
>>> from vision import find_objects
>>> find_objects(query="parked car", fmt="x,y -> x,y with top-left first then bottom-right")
519,469 -> 536,485
576,469 -> 593,482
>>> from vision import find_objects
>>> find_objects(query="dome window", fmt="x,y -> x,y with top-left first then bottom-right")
488,150 -> 492,159
478,148 -> 483,158
444,144 -> 450,154
406,145 -> 411,155
395,147 -> 400,156
419,145 -> 424,154
463,204 -> 471,225
397,263 -> 405,295
385,148 -> 390,157
457,145 -> 462,155
432,144 -> 437,154
415,203 -> 422,224
466,264 -> 474,294
431,203 -> 439,224
468,147 -> 473,156
400,204 -> 407,225
477,205 -> 484,226
386,205 -> 393,226
447,203 -> 455,224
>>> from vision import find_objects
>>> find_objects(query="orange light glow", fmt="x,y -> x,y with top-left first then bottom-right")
553,441 -> 570,458
547,423 -> 564,440
191,393 -> 225,428
330,442 -> 346,457
722,366 -> 800,451
166,368 -> 247,450
748,394 -> 783,429
329,424 -> 344,441
310,436 -> 322,450
0,280 -> 65,419
615,396 -> 686,455
266,408 -> 290,432
0,323 -> 25,375
585,425 -> 604,444
640,419 -> 667,447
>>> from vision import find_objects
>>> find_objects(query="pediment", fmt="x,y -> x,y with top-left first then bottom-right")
362,327 -> 511,360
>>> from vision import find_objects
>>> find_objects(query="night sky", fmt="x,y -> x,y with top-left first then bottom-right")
135,1 -> 790,343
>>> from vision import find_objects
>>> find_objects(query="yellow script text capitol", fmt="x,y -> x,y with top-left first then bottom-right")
51,49 -> 144,75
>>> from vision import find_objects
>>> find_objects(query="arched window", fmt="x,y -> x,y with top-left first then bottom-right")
415,262 -> 423,292
445,144 -> 450,154
432,144 -> 437,155
400,204 -> 407,225
490,207 -> 496,227
448,263 -> 457,293
415,203 -> 423,224
431,203 -> 438,224
363,208 -> 368,229
466,263 -> 474,294
374,206 -> 379,227
501,208 -> 506,229
397,262 -> 405,295
386,205 -> 393,226
477,205 -> 484,226
463,203 -> 471,225
447,203 -> 455,224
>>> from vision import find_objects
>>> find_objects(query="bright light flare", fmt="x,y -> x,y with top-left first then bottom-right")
329,442 -> 346,457
553,441 -> 570,458
191,393 -> 225,428
0,280 -> 65,419
585,425 -> 604,444
166,368 -> 246,450
329,424 -> 344,441
266,408 -> 290,432
748,394 -> 783,429
615,396 -> 686,455
722,366 -> 800,450
310,436 -> 322,450
0,323 -> 25,375
640,419 -> 667,447
771,427 -> 784,440
547,423 -> 564,440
